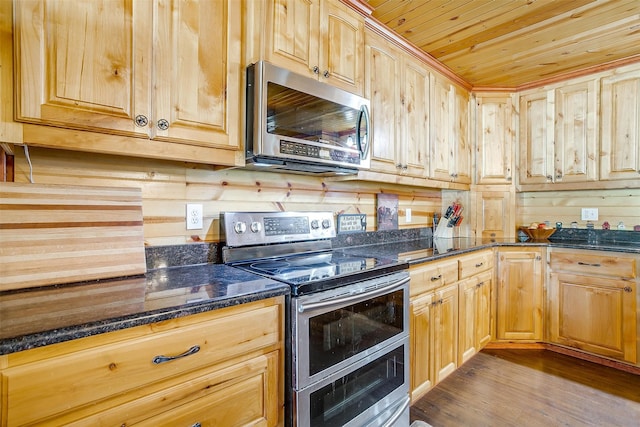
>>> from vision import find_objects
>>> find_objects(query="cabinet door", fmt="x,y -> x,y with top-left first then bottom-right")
430,74 -> 454,182
518,91 -> 554,185
365,30 -> 401,175
319,0 -> 364,95
433,284 -> 458,383
600,69 -> 640,181
554,80 -> 598,183
497,249 -> 544,341
475,95 -> 515,184
400,56 -> 430,177
452,86 -> 471,184
265,0 -> 320,79
474,189 -> 515,239
15,0 -> 152,137
410,292 -> 434,401
154,0 -> 241,149
549,273 -> 636,363
476,272 -> 493,350
458,277 -> 478,365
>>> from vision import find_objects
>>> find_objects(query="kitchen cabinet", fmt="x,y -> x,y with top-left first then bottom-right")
0,297 -> 284,426
518,80 -> 598,186
473,186 -> 516,239
600,68 -> 640,181
365,30 -> 429,178
409,258 -> 458,401
264,0 -> 364,95
473,94 -> 515,185
548,249 -> 637,363
496,248 -> 544,341
430,74 -> 471,184
12,0 -> 243,165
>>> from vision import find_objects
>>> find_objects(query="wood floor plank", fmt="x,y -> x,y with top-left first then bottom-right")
410,349 -> 640,427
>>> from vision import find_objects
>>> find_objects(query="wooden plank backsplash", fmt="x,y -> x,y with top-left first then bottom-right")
0,182 -> 146,290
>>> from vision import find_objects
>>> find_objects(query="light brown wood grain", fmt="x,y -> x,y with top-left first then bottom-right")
0,182 -> 146,290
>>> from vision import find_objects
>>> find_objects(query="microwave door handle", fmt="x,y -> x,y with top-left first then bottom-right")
297,275 -> 409,313
356,104 -> 370,159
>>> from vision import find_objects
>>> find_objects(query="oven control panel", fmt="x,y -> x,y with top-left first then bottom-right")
221,211 -> 336,247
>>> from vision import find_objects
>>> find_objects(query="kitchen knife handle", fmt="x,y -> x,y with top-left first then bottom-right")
152,345 -> 200,365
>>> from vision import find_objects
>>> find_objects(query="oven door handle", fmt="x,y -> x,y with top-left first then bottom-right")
297,275 -> 409,313
381,395 -> 411,427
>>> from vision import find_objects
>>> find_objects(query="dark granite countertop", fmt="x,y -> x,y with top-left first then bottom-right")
0,264 -> 289,355
340,237 -> 640,265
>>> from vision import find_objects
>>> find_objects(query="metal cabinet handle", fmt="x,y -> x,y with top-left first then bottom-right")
475,262 -> 484,268
157,119 -> 169,130
546,175 -> 553,181
577,261 -> 600,267
323,70 -> 330,78
312,66 -> 319,74
134,114 -> 148,127
624,286 -> 633,293
152,345 -> 200,364
191,423 -> 202,427
430,274 -> 442,282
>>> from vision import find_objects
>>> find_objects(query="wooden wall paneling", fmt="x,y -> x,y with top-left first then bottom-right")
12,148 -> 441,246
516,189 -> 640,230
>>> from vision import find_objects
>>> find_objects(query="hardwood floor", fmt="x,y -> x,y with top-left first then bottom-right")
410,349 -> 640,427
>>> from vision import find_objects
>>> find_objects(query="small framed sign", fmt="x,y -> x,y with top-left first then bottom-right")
377,193 -> 399,230
337,214 -> 367,234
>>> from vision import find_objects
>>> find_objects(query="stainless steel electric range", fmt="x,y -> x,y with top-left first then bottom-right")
221,211 -> 410,427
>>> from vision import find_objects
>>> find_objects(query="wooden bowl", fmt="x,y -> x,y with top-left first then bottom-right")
518,226 -> 556,241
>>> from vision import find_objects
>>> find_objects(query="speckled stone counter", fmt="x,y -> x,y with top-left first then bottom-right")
0,264 -> 289,355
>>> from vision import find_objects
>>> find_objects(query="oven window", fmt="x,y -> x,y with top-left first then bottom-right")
309,289 -> 404,376
309,344 -> 405,427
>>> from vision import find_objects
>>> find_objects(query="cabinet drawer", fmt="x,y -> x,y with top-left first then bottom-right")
410,259 -> 458,296
3,303 -> 281,426
550,250 -> 636,279
65,352 -> 279,427
458,250 -> 494,279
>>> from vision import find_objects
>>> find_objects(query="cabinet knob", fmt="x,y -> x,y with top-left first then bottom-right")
134,114 -> 148,127
430,274 -> 442,282
506,176 -> 512,181
546,175 -> 553,181
157,119 -> 169,130
323,70 -> 330,78
312,66 -> 319,74
624,286 -> 633,293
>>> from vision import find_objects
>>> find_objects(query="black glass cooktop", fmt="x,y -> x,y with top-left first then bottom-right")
232,251 -> 406,296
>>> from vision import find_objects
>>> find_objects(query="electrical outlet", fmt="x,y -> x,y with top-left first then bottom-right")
186,203 -> 203,230
581,208 -> 598,221
406,208 -> 412,223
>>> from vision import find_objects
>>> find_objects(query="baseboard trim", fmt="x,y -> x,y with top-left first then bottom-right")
484,341 -> 546,350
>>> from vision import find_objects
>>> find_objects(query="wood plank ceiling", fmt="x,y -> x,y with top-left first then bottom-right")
365,0 -> 640,89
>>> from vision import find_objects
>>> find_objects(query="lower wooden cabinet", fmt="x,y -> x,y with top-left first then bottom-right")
0,297 -> 284,427
548,249 -> 637,363
496,248 -> 544,341
432,283 -> 459,384
458,270 -> 493,364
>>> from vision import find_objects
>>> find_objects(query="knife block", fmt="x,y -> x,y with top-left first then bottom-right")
434,220 -> 453,239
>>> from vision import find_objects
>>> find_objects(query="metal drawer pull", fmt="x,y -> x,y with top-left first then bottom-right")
624,286 -> 633,293
578,262 -> 601,267
191,423 -> 202,427
430,274 -> 442,281
475,262 -> 484,267
152,345 -> 200,364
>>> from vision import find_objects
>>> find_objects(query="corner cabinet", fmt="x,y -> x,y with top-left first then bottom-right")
0,298 -> 284,427
264,0 -> 364,95
13,0 -> 243,165
365,30 -> 429,178
496,247 -> 544,341
548,249 -> 637,363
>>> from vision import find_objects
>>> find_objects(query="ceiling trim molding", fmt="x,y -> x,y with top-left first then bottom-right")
339,0 -> 373,16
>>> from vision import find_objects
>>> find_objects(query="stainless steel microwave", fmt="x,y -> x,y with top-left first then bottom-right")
245,61 -> 370,176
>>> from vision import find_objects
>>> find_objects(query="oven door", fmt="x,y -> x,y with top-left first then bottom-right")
294,339 -> 410,427
291,270 -> 409,390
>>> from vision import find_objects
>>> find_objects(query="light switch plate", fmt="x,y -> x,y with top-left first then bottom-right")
581,208 -> 598,221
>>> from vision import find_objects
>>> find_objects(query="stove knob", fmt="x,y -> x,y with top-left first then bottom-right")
310,220 -> 320,229
233,221 -> 247,234
322,219 -> 331,229
250,221 -> 262,233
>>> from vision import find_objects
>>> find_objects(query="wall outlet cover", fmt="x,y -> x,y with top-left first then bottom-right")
581,208 -> 598,221
186,203 -> 203,230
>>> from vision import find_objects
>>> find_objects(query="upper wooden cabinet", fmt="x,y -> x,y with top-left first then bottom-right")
13,0 -> 243,164
264,0 -> 365,95
365,30 -> 429,178
430,75 -> 471,184
518,80 -> 598,186
600,68 -> 640,181
474,94 -> 515,185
